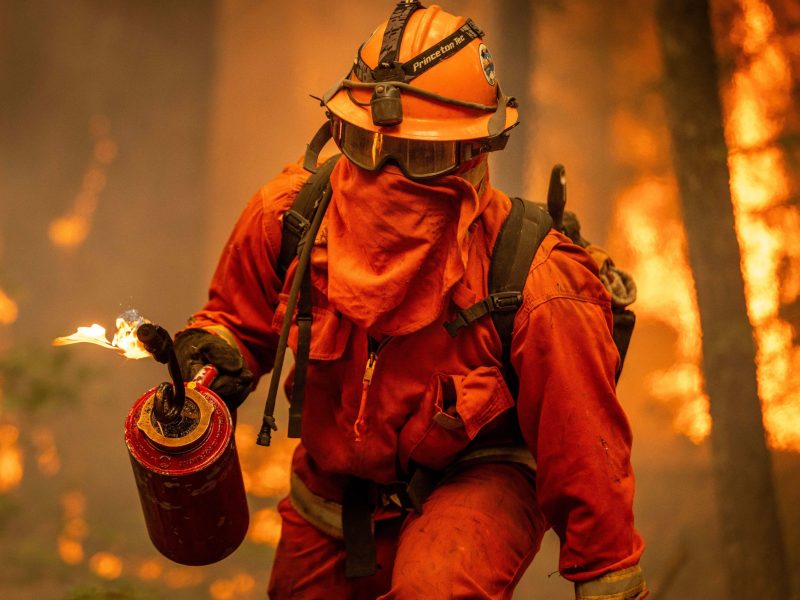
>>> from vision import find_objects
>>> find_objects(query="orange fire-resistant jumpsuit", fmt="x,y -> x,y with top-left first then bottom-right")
190,157 -> 646,599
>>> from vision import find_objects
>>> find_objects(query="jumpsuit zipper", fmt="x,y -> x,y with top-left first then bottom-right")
353,335 -> 392,441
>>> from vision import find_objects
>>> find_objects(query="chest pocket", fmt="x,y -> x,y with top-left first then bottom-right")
273,293 -> 351,361
401,365 -> 515,472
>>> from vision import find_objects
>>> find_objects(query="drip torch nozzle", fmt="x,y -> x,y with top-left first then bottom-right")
547,164 -> 566,233
136,323 -> 186,424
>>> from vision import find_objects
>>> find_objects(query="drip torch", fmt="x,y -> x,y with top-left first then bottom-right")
125,323 -> 249,566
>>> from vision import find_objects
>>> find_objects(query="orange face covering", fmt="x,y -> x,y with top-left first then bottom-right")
311,158 -> 491,337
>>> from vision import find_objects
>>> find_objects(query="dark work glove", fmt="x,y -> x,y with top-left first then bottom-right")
173,328 -> 254,410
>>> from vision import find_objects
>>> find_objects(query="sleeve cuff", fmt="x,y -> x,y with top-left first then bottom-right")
574,565 -> 648,599
199,324 -> 241,350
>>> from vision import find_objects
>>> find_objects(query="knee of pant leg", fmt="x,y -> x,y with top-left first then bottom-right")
382,463 -> 546,600
386,551 -> 498,600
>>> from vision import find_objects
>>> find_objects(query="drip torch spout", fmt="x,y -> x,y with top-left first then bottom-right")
547,164 -> 566,233
136,323 -> 186,424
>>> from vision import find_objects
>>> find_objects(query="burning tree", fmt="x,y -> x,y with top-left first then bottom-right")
656,0 -> 791,598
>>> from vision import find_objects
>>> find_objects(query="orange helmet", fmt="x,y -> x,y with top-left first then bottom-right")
306,1 -> 518,179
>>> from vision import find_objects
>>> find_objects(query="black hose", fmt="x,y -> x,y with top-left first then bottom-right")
136,323 -> 185,424
256,175 -> 335,446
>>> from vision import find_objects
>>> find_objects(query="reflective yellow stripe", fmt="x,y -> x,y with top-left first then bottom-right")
287,446 -> 537,540
202,325 -> 240,350
574,565 -> 647,600
289,472 -> 344,539
456,445 -> 537,472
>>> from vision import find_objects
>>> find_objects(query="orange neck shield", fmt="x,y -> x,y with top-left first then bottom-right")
312,158 -> 492,336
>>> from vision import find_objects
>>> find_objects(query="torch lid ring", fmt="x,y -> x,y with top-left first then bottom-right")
136,385 -> 215,452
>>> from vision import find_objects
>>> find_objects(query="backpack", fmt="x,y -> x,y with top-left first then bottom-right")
258,155 -> 636,445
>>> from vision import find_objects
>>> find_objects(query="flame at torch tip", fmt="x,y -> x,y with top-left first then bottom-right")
52,324 -> 116,350
52,314 -> 152,359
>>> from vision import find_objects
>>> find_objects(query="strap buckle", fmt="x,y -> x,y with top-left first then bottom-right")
283,209 -> 310,239
487,291 -> 523,313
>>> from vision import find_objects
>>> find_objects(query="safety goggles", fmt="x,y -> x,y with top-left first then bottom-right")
329,115 -> 510,181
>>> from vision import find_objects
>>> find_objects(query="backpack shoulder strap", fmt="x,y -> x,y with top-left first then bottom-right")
277,155 -> 341,279
444,197 -> 552,346
488,197 -> 553,355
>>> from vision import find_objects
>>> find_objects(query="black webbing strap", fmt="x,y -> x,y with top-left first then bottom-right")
377,1 -> 422,71
612,309 -> 636,383
444,197 -> 552,385
401,18 -> 484,79
443,291 -> 523,337
278,154 -> 341,278
342,477 -> 377,578
256,155 -> 340,447
277,210 -> 310,281
490,198 -> 553,370
288,265 -> 312,438
303,122 -> 334,173
282,155 -> 341,438
404,464 -> 440,514
354,18 -> 485,84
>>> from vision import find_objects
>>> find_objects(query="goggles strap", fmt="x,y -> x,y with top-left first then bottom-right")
303,121 -> 334,173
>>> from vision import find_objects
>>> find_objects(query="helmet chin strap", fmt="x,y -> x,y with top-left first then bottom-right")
303,121 -> 334,173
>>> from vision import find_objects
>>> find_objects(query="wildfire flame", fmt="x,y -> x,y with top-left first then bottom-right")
52,310 -> 151,359
723,0 -> 800,452
626,0 -> 800,451
612,178 -> 711,442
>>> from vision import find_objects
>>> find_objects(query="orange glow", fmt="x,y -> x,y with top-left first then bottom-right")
209,572 -> 257,600
32,427 -> 61,476
58,491 -> 88,566
89,552 -> 123,580
137,558 -> 164,581
0,424 -> 24,492
49,215 -> 91,249
236,423 -> 296,498
163,566 -> 206,588
723,0 -> 800,452
49,115 -> 117,250
0,288 -> 18,325
58,535 -> 84,565
248,508 -> 282,547
53,311 -> 151,359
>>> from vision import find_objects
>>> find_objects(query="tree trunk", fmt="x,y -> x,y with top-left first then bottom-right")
655,1 -> 791,598
492,0 -> 535,196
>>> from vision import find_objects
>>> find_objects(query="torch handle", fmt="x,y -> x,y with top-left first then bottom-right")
192,365 -> 218,388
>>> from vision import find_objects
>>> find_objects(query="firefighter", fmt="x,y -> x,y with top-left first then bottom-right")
175,2 -> 647,598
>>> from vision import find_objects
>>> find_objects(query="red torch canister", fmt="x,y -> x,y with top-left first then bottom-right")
125,364 -> 249,566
